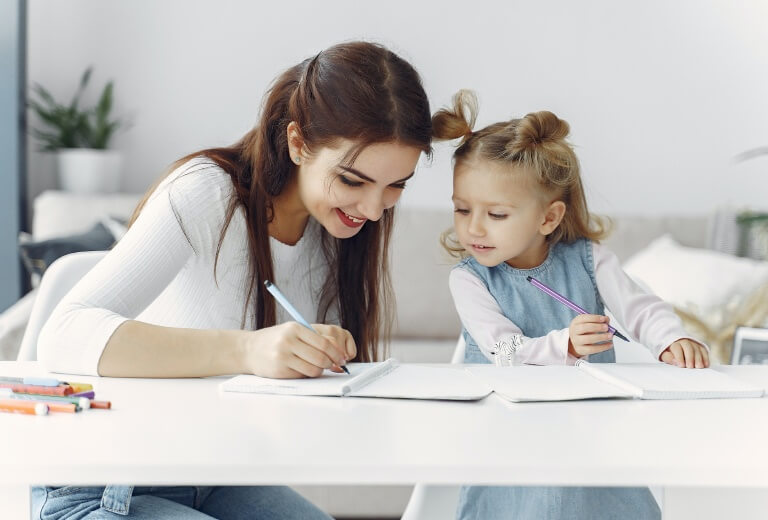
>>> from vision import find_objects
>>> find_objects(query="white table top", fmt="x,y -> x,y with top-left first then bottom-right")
2,362 -> 768,488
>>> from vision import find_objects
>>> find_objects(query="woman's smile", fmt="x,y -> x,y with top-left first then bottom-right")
335,208 -> 367,228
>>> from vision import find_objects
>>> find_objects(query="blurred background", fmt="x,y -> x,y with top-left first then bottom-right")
21,0 -> 768,211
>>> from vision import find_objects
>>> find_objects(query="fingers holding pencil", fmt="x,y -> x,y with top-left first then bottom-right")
569,314 -> 614,357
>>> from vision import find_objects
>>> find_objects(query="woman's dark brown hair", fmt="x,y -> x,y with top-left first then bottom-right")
129,42 -> 432,362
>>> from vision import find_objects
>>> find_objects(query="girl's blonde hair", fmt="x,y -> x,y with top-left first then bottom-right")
434,90 -> 608,257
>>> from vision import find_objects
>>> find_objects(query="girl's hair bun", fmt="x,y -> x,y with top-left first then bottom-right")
432,89 -> 478,142
508,111 -> 570,154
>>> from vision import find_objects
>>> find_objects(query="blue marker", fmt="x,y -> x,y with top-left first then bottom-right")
263,280 -> 350,374
0,376 -> 61,387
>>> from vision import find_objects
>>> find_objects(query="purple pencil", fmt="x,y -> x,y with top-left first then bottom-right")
526,276 -> 629,342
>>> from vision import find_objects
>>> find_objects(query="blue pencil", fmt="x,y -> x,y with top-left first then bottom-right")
264,280 -> 351,374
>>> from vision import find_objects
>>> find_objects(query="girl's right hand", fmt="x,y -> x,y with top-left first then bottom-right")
568,314 -> 615,358
241,322 -> 350,379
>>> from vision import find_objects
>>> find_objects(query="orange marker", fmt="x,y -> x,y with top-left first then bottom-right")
44,402 -> 79,413
0,399 -> 49,415
89,400 -> 111,409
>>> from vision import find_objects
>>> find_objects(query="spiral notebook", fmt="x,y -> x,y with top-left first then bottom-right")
220,358 -> 491,400
466,361 -> 765,402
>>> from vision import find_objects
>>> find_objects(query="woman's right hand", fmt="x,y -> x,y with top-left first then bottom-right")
568,314 -> 614,358
240,322 -> 351,379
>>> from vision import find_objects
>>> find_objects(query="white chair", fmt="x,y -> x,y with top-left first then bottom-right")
17,250 -> 108,361
400,336 -> 465,520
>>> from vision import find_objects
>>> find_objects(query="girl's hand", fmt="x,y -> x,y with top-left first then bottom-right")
241,322 -> 352,379
568,314 -> 615,358
660,339 -> 709,369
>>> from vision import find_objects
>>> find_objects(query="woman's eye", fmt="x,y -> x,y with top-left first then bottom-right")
338,174 -> 363,187
454,208 -> 469,215
489,213 -> 507,219
390,182 -> 407,190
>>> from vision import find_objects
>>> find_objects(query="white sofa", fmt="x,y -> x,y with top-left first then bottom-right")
0,190 -> 713,518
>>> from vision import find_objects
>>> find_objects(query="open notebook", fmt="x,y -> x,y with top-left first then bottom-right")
466,360 -> 765,402
220,358 -> 491,400
220,358 -> 765,402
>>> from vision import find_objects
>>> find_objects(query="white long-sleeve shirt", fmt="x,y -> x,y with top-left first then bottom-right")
37,158 -> 331,376
449,242 -> 699,365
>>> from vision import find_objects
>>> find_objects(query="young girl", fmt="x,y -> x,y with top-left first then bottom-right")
434,90 -> 709,520
33,42 -> 434,519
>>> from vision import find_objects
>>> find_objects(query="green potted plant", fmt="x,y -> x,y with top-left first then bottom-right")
28,67 -> 126,193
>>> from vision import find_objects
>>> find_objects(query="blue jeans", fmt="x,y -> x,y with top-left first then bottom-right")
456,485 -> 660,520
30,485 -> 333,519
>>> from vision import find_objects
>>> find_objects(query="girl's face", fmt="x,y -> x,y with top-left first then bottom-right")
452,159 -> 564,269
296,139 -> 422,239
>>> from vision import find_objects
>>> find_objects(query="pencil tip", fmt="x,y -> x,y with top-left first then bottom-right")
341,365 -> 350,374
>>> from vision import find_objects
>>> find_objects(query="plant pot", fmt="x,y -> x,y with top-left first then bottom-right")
57,148 -> 123,194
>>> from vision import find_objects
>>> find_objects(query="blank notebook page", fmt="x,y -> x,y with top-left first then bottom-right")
580,363 -> 765,400
465,365 -> 635,402
351,365 -> 490,400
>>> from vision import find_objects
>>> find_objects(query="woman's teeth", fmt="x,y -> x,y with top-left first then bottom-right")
343,211 -> 364,223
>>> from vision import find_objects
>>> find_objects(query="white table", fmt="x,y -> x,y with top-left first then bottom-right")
2,362 -> 768,519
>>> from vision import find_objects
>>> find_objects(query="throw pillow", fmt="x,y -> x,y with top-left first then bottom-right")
18,221 -> 116,279
623,234 -> 768,363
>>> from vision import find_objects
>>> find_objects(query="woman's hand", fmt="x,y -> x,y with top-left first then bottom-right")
311,323 -> 357,361
241,322 -> 354,378
568,314 -> 615,358
660,339 -> 709,368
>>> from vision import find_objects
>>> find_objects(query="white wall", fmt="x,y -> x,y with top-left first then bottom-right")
26,0 -> 768,216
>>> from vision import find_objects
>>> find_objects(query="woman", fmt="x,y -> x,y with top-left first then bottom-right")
34,41 -> 433,519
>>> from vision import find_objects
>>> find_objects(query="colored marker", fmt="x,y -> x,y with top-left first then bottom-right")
0,388 -> 89,410
0,382 -> 73,396
69,383 -> 93,393
89,399 -> 111,409
0,399 -> 49,416
526,276 -> 630,342
0,376 -> 61,387
263,280 -> 351,374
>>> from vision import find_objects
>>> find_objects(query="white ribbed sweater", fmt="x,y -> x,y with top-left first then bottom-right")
38,158 -> 331,376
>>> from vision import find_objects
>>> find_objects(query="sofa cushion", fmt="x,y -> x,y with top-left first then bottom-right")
390,209 -> 461,339
19,221 -> 116,279
623,234 -> 768,362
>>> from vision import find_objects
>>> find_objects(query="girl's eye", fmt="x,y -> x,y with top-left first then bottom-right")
489,213 -> 507,220
338,174 -> 363,187
390,182 -> 407,190
454,208 -> 469,215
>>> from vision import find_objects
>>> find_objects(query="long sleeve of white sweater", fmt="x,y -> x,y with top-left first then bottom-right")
37,158 -> 328,376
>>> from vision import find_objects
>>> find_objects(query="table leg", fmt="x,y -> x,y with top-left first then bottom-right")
0,484 -> 29,518
664,487 -> 768,520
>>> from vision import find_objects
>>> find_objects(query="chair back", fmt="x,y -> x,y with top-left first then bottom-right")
450,335 -> 466,364
17,251 -> 108,361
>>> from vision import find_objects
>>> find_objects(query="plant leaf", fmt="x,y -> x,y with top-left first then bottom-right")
95,81 -> 113,122
30,83 -> 59,110
69,66 -> 93,112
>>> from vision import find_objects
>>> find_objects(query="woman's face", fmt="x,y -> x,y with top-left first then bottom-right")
296,140 -> 422,239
